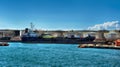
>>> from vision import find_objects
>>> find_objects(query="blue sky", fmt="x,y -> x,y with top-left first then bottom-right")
0,0 -> 120,30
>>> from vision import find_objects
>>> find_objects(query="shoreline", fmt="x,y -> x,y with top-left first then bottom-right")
1,40 -> 120,50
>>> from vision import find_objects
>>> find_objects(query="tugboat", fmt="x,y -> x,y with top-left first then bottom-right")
21,23 -> 95,43
21,23 -> 40,42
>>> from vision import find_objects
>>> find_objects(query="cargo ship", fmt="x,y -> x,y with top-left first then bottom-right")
21,23 -> 95,44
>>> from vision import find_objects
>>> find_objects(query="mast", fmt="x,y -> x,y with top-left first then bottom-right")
30,22 -> 34,31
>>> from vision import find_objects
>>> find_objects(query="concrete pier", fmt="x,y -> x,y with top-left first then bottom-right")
78,44 -> 120,50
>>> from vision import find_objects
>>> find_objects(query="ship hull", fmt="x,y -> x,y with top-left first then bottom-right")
21,37 -> 95,44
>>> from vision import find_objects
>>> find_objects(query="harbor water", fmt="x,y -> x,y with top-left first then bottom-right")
0,43 -> 120,67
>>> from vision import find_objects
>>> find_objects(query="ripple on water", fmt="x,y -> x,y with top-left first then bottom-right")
0,43 -> 120,67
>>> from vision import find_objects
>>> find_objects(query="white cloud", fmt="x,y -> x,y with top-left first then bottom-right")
88,21 -> 120,30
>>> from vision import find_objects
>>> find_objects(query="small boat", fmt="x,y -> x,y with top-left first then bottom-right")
0,42 -> 9,46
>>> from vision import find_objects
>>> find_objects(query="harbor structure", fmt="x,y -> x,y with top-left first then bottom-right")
0,29 -> 120,42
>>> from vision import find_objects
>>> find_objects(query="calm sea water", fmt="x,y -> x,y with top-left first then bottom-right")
0,43 -> 120,67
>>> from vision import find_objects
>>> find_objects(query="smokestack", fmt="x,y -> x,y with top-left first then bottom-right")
25,28 -> 29,33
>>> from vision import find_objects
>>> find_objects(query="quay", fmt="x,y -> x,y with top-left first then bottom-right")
78,44 -> 120,50
78,39 -> 120,50
0,40 -> 21,42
